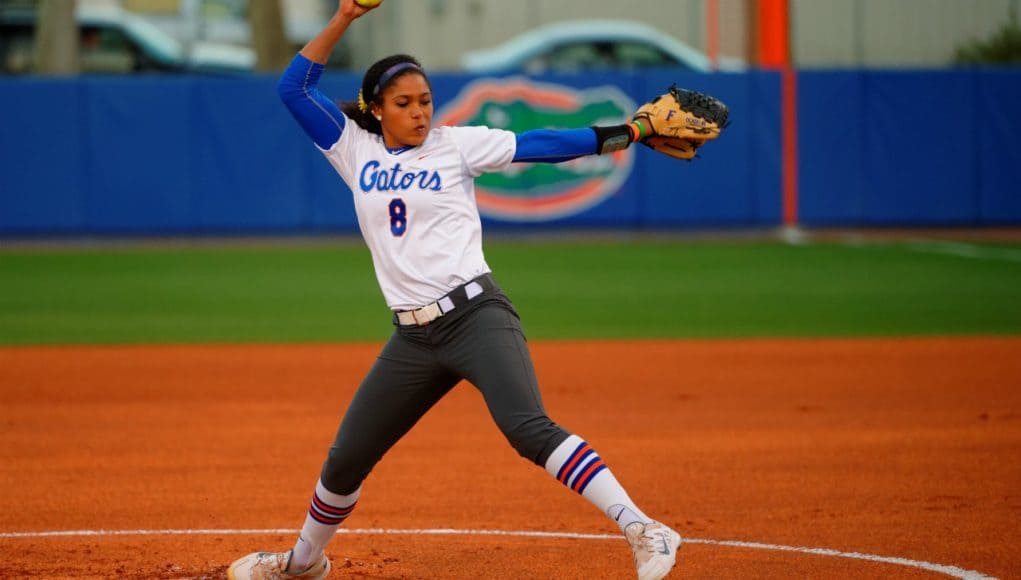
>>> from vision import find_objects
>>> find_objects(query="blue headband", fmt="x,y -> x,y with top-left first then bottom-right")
373,62 -> 423,97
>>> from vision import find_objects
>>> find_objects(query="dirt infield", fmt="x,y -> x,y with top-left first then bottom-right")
1,337 -> 1019,579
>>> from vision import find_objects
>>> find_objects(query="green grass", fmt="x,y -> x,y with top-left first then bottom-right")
1,240 -> 1019,345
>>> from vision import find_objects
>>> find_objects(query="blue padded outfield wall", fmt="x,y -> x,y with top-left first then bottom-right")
0,70 -> 1019,235
797,70 -> 1021,226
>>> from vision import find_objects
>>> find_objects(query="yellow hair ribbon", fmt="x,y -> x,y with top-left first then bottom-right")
357,89 -> 368,113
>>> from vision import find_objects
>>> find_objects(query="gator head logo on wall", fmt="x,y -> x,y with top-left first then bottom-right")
436,78 -> 636,221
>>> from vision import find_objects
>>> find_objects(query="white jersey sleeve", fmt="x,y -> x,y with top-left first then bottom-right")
446,126 -> 516,177
318,112 -> 360,177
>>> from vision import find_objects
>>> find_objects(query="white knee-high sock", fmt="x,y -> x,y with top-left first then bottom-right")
545,435 -> 650,533
289,480 -> 360,571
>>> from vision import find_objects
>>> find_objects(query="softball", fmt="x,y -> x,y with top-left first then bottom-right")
354,0 -> 382,7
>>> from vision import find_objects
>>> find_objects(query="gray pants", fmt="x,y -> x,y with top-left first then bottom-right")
321,278 -> 571,495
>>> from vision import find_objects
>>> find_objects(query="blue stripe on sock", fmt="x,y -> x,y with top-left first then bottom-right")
576,464 -> 608,494
555,441 -> 589,481
564,449 -> 596,487
308,508 -> 345,525
313,493 -> 356,516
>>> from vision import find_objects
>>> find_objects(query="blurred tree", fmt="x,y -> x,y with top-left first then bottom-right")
954,8 -> 1021,65
249,0 -> 292,71
33,0 -> 78,74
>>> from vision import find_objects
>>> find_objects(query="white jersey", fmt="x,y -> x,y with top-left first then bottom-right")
321,118 -> 516,310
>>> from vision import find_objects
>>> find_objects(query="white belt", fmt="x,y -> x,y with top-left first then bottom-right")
396,281 -> 485,326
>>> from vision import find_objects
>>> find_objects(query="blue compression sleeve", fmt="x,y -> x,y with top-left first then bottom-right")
277,54 -> 346,149
512,128 -> 598,163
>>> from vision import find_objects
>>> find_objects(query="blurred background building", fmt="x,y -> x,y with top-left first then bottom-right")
342,0 -> 1020,70
2,0 -> 1019,74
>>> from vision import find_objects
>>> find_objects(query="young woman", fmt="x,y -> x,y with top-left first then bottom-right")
228,1 -> 680,578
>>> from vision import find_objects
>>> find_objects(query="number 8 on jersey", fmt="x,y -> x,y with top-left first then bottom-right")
388,198 -> 407,237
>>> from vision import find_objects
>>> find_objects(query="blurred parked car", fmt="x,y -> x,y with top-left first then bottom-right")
461,20 -> 741,74
0,4 -> 255,74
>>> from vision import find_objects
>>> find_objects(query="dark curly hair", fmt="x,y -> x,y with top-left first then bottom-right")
339,54 -> 431,135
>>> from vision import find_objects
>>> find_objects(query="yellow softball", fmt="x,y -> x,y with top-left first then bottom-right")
354,0 -> 382,7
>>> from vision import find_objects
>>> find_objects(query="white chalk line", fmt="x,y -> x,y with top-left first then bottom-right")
830,234 -> 1021,263
903,239 -> 1021,263
0,527 -> 997,579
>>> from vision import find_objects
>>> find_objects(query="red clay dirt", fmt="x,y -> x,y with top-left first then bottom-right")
1,337 -> 1019,579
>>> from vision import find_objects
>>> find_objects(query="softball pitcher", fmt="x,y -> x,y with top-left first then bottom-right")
227,1 -> 728,578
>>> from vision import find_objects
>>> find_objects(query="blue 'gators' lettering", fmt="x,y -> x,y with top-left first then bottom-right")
359,161 -> 441,193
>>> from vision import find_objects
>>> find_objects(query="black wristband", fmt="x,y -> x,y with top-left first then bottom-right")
592,124 -> 634,155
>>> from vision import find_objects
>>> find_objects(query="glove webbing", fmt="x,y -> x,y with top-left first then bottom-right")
670,84 -> 730,129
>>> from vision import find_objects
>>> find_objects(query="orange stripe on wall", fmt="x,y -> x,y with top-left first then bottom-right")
782,68 -> 798,226
758,0 -> 790,68
757,0 -> 797,225
706,0 -> 719,70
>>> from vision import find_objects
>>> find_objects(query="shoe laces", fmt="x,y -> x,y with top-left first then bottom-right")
626,523 -> 655,554
628,522 -> 671,558
255,552 -> 294,579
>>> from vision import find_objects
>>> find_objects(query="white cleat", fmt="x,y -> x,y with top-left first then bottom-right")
226,550 -> 331,580
625,520 -> 682,580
